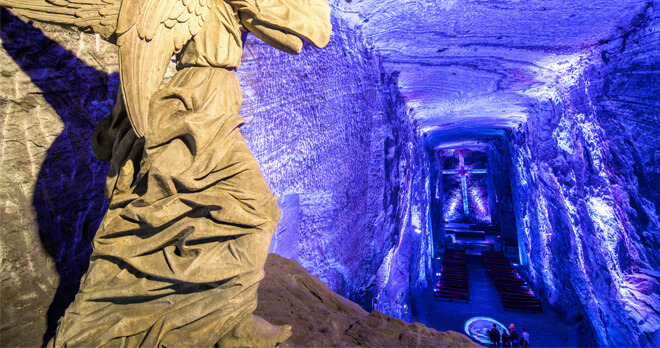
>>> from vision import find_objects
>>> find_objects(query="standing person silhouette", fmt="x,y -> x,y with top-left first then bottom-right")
489,323 -> 501,347
510,323 -> 520,347
521,327 -> 530,347
502,328 -> 511,347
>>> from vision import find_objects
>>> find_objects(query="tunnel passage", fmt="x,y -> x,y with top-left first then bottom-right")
2,1 -> 660,347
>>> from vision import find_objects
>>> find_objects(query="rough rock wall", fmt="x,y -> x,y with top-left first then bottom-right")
429,150 -> 444,252
237,26 -> 433,319
371,72 -> 432,321
508,4 -> 660,346
487,140 -> 517,248
0,9 -> 117,347
0,10 -> 432,346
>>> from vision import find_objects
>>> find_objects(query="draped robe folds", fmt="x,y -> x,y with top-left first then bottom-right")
47,0 -> 331,346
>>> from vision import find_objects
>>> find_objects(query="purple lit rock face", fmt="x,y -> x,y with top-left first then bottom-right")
3,0 -> 660,347
330,1 -> 659,346
330,0 -> 653,149
506,7 -> 660,346
486,140 -> 518,245
236,16 -> 433,320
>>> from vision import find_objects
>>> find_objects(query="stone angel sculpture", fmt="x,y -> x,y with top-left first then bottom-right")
0,0 -> 330,346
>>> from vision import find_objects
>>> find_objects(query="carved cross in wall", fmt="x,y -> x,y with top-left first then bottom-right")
442,150 -> 487,217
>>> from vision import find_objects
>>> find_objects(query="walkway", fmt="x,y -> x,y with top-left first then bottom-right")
413,253 -> 576,347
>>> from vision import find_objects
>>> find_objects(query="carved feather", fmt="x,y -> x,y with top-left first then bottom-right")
169,4 -> 186,21
0,0 -> 121,40
117,0 -> 209,137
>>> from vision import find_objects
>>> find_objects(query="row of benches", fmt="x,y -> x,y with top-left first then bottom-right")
434,249 -> 470,302
482,251 -> 542,312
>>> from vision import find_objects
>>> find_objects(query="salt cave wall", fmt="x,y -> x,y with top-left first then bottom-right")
509,4 -> 660,347
0,10 -> 117,346
0,9 -> 432,347
487,141 -> 517,249
429,150 -> 444,252
236,17 -> 433,320
370,72 -> 432,320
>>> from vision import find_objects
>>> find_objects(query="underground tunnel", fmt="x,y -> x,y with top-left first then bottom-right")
1,0 -> 659,347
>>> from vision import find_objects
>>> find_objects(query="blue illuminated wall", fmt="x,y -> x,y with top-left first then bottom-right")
508,5 -> 660,346
236,21 -> 434,319
237,28 -> 434,316
6,2 -> 660,347
486,140 -> 518,247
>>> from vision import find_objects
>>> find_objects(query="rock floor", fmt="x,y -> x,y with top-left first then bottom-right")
412,253 -> 584,347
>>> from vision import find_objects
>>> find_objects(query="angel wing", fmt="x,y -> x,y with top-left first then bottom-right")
116,0 -> 210,137
0,0 -> 122,40
0,0 -> 210,138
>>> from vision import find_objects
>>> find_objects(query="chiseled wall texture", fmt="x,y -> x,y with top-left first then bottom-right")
0,9 -> 432,347
508,5 -> 660,347
486,140 -> 517,246
0,10 -> 117,347
236,16 -> 432,320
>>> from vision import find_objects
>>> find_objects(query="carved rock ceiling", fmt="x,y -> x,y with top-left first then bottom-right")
331,0 -> 650,148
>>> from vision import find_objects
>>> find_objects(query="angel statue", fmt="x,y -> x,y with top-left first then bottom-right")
0,0 -> 330,345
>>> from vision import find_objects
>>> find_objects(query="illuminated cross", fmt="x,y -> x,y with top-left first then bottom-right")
442,150 -> 487,217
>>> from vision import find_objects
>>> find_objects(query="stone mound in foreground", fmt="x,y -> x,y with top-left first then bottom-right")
256,254 -> 480,347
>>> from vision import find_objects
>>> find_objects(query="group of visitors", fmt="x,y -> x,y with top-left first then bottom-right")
489,323 -> 530,347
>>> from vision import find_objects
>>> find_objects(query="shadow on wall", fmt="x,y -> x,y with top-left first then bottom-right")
1,9 -> 117,346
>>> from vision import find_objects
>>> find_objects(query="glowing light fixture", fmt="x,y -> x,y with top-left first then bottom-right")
464,316 -> 507,345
